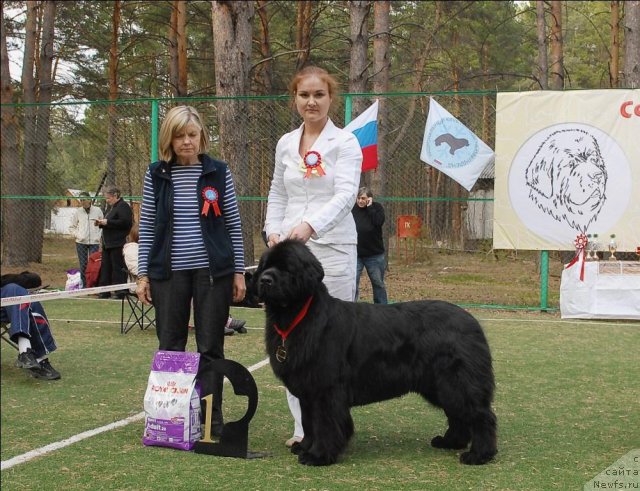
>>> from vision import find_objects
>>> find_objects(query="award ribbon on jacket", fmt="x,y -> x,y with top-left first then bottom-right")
565,233 -> 588,281
201,187 -> 221,217
301,150 -> 325,178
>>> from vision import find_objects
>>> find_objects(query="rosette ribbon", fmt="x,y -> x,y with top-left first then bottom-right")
201,186 -> 221,217
302,150 -> 325,178
565,233 -> 588,281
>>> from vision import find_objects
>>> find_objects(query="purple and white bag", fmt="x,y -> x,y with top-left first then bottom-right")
143,350 -> 202,450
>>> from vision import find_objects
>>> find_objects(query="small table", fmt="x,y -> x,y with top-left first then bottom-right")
560,261 -> 640,320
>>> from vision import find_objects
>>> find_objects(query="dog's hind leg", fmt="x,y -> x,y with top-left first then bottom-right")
459,407 -> 497,465
431,415 -> 471,450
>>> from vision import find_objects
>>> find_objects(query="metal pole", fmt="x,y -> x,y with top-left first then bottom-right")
540,250 -> 549,311
344,95 -> 353,126
151,100 -> 159,162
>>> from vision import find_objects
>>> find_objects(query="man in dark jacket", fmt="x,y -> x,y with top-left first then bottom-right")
96,185 -> 133,299
352,186 -> 389,304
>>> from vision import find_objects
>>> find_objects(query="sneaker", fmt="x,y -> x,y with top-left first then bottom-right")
285,436 -> 303,447
229,319 -> 247,334
224,326 -> 235,336
29,359 -> 61,380
15,348 -> 40,369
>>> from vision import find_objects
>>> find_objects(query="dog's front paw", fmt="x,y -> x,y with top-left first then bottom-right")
298,451 -> 334,466
431,435 -> 468,450
290,441 -> 303,455
460,450 -> 495,465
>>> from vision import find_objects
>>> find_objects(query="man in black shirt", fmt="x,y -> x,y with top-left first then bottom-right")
352,187 -> 388,304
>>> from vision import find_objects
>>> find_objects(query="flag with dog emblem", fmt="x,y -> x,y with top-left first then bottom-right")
344,100 -> 379,172
420,97 -> 494,191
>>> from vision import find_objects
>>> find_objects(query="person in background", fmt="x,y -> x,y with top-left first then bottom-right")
123,225 -> 140,294
264,66 -> 362,447
1,278 -> 61,381
136,105 -> 246,437
69,192 -> 103,288
96,185 -> 133,299
352,186 -> 388,304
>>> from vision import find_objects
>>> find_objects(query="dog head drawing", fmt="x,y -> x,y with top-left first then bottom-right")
525,128 -> 607,233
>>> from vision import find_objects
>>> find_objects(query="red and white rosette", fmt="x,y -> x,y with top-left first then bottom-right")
201,186 -> 221,217
565,233 -> 588,281
302,150 -> 325,178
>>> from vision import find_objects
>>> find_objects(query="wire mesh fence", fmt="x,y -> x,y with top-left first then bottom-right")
2,91 -> 551,307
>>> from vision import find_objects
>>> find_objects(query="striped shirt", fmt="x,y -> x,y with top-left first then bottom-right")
138,163 -> 245,275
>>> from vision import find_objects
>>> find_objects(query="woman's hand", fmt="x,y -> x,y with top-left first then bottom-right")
287,222 -> 314,243
232,273 -> 246,303
136,277 -> 152,305
267,233 -> 281,248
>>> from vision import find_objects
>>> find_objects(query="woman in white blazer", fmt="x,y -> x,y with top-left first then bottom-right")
264,66 -> 363,448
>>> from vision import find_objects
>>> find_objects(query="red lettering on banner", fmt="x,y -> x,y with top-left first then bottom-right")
620,100 -> 640,118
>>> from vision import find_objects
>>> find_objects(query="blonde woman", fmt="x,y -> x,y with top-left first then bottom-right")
137,105 -> 246,437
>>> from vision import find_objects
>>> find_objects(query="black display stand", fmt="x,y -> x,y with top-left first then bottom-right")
193,359 -> 266,459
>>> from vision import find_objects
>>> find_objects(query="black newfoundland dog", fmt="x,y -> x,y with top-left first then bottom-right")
254,240 -> 497,466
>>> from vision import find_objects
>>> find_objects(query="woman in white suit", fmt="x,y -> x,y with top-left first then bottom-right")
264,66 -> 363,447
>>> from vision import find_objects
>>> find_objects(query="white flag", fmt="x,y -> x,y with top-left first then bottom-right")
420,97 -> 494,191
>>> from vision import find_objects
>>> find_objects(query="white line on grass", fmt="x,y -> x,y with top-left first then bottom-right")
478,317 -> 639,327
1,357 -> 271,471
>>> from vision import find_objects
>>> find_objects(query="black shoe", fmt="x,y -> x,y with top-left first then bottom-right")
15,348 -> 40,369
29,359 -> 61,380
229,319 -> 247,334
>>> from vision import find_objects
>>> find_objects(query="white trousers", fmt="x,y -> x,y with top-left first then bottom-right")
287,241 -> 356,438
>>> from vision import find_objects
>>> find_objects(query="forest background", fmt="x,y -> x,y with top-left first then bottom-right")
1,0 -> 639,268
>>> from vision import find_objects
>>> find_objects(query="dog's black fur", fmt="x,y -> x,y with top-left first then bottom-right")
253,240 -> 497,466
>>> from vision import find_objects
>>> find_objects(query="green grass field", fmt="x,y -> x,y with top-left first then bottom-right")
1,299 -> 638,490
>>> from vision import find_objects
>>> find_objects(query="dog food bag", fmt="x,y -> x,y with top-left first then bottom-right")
143,350 -> 202,450
65,269 -> 82,291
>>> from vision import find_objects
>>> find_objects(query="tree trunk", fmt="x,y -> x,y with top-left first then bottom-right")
255,0 -> 273,94
295,1 -> 312,71
369,0 -> 389,197
11,1 -> 40,265
169,2 -> 178,94
107,0 -> 120,187
549,0 -> 564,90
348,1 -> 370,117
610,1 -> 620,87
176,0 -> 187,96
211,1 -> 255,265
536,0 -> 548,89
1,3 -> 25,265
623,0 -> 640,87
30,0 -> 56,263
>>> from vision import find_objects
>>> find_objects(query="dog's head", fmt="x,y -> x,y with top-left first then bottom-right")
525,128 -> 607,233
253,240 -> 324,308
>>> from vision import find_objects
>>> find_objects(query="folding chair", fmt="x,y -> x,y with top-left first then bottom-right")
120,293 -> 156,334
1,322 -> 19,350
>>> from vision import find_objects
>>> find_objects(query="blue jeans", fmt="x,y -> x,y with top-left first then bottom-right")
355,253 -> 388,304
1,283 -> 57,358
76,243 -> 99,288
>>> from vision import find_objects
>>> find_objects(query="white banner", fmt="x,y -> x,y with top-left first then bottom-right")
494,89 -> 640,251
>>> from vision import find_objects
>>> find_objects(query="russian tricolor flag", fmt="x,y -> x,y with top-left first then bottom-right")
344,100 -> 379,172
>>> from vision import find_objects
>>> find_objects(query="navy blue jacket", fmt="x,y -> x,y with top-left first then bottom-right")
146,154 -> 235,280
